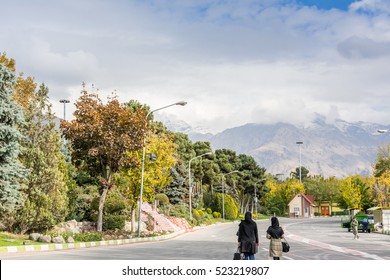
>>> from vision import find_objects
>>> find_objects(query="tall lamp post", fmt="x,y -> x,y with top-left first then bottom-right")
137,101 -> 187,237
378,129 -> 390,134
221,170 -> 239,220
296,141 -> 303,183
188,152 -> 212,220
59,99 -> 70,120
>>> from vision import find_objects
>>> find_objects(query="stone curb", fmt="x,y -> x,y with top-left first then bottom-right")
0,229 -> 185,254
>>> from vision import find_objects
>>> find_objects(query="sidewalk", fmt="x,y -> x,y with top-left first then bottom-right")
0,229 -> 186,254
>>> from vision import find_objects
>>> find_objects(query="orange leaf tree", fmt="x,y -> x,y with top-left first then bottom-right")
61,90 -> 146,231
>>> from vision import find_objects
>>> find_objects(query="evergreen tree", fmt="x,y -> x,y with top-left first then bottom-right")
165,162 -> 186,204
16,83 -> 68,233
0,63 -> 26,220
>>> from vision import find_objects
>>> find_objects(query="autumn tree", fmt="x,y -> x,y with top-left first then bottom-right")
338,175 -> 374,211
0,61 -> 26,221
119,121 -> 177,232
61,91 -> 145,231
262,178 -> 305,216
372,170 -> 390,207
0,53 -> 16,71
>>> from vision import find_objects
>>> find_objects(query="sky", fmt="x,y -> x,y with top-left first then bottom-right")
1,0 -> 390,133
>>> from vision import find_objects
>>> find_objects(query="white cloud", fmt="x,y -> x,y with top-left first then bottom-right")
1,0 -> 390,133
349,0 -> 390,14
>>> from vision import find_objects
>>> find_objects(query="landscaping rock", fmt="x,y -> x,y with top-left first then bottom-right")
38,235 -> 52,243
52,236 -> 65,244
67,236 -> 75,243
29,233 -> 42,241
52,220 -> 96,234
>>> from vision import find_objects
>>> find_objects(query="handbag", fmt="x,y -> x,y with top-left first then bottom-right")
233,247 -> 242,260
282,238 -> 290,253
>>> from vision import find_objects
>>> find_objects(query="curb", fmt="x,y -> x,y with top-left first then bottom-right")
0,229 -> 185,254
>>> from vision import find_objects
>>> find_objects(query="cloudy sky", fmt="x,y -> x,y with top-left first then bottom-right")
1,0 -> 390,133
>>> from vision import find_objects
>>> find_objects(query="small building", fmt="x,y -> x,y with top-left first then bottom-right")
288,193 -> 316,218
367,206 -> 390,232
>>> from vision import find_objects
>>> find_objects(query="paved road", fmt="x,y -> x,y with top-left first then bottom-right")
1,217 -> 389,260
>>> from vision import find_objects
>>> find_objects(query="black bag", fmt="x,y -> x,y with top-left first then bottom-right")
282,238 -> 290,253
233,248 -> 242,260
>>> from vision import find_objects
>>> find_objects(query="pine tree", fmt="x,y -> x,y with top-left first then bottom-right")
0,63 -> 26,219
16,83 -> 68,233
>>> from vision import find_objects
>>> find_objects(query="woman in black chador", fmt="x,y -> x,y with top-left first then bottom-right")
266,216 -> 284,260
237,212 -> 259,260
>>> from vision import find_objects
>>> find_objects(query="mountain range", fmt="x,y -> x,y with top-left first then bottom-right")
159,114 -> 390,178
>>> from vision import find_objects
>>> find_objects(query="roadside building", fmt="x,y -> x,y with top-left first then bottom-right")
288,193 -> 316,218
367,207 -> 390,233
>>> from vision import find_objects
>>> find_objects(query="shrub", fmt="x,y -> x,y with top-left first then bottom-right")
155,193 -> 170,205
206,208 -> 212,215
197,209 -> 205,216
213,193 -> 239,220
213,211 -> 221,218
73,232 -> 103,242
103,214 -> 126,231
168,204 -> 189,219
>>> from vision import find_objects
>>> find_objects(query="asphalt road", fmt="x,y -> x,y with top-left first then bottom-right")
1,217 -> 390,260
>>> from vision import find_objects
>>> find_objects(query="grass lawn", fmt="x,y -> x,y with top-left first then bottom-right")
0,232 -> 42,247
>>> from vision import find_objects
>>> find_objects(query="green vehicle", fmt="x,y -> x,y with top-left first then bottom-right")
346,213 -> 374,233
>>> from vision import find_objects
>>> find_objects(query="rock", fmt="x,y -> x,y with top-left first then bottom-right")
29,233 -> 42,241
52,236 -> 65,244
38,235 -> 52,243
67,236 -> 75,243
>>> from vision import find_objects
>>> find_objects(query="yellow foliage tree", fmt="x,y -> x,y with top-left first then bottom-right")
123,128 -> 177,202
262,178 -> 304,215
373,170 -> 390,207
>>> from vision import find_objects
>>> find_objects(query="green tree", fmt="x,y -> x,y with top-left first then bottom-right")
173,132 -> 195,163
236,153 -> 266,214
0,62 -> 26,221
164,161 -> 186,205
16,84 -> 68,233
374,143 -> 390,177
61,91 -> 145,231
291,166 -> 310,180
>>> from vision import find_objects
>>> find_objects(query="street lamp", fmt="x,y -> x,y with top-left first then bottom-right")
59,99 -> 70,120
296,141 -> 303,183
137,101 -> 187,237
188,152 -> 212,220
378,129 -> 390,133
221,170 -> 239,220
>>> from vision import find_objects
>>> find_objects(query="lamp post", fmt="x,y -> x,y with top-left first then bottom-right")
59,99 -> 70,120
296,141 -> 303,183
137,101 -> 187,237
378,129 -> 390,133
188,152 -> 212,220
221,170 -> 239,220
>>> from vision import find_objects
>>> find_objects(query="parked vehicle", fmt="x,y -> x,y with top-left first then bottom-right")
347,214 -> 374,233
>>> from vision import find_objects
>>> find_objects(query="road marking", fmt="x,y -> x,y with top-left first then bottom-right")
286,233 -> 385,260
